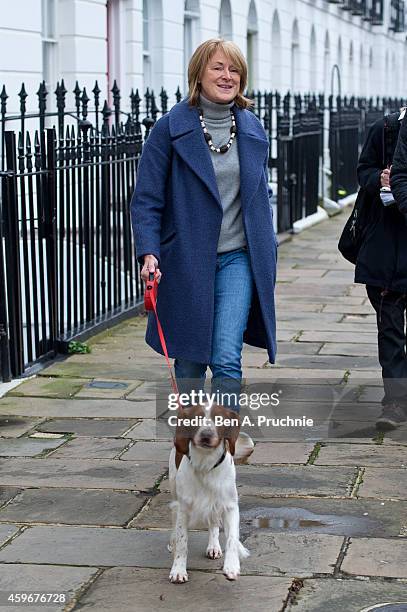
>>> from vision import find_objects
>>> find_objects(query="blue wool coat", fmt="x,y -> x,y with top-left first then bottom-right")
131,98 -> 277,364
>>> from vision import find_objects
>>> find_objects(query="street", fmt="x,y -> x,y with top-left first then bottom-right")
0,210 -> 406,611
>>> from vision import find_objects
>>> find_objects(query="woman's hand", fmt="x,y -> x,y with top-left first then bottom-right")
381,167 -> 391,188
141,255 -> 162,283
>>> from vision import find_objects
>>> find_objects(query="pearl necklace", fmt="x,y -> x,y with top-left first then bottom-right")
198,108 -> 237,154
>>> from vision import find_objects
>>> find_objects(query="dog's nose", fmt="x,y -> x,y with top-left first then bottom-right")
199,429 -> 214,445
200,434 -> 212,444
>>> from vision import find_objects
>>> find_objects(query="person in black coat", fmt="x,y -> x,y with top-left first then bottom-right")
356,111 -> 407,430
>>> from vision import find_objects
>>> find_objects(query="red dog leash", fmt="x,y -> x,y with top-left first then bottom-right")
144,272 -> 179,396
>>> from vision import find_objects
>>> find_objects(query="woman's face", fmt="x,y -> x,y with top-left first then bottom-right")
199,50 -> 241,104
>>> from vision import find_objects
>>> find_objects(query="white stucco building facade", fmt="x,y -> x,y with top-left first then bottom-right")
0,0 -> 406,114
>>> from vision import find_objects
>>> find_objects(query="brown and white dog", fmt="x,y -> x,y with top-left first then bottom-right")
168,403 -> 249,583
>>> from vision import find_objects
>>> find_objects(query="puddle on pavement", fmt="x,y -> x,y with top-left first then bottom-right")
241,506 -> 380,536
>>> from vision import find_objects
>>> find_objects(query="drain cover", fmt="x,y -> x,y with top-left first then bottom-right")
86,381 -> 129,390
360,604 -> 407,612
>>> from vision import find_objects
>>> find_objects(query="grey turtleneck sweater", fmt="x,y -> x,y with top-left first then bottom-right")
199,93 -> 246,254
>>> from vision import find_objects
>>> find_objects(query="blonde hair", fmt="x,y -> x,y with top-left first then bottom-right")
187,39 -> 254,109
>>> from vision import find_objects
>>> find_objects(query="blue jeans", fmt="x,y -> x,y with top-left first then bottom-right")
174,248 -> 253,412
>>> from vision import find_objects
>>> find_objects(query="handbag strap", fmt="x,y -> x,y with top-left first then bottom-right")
383,112 -> 401,168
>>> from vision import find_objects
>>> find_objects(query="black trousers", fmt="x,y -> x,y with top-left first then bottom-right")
366,285 -> 407,405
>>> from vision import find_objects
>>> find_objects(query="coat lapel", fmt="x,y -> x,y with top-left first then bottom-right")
234,107 -> 269,210
168,99 -> 269,211
169,100 -> 222,208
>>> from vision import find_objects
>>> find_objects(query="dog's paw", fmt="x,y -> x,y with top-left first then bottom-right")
169,567 -> 189,583
223,560 -> 240,581
206,544 -> 222,559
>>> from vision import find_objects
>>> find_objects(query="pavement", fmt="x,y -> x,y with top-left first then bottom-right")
0,211 -> 406,612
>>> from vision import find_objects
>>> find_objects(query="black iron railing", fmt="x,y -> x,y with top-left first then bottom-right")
0,81 -> 405,380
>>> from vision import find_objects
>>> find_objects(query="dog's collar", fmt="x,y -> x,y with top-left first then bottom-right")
210,448 -> 227,470
186,447 -> 227,471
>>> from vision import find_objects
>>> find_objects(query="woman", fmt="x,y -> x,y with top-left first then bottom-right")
356,110 -> 407,430
131,39 -> 277,420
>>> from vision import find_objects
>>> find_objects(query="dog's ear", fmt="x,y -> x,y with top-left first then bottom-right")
174,408 -> 190,468
225,415 -> 240,456
212,405 -> 240,456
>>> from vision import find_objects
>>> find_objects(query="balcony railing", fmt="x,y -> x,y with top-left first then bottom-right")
389,0 -> 405,32
327,0 -> 384,24
366,0 -> 384,25
342,0 -> 366,14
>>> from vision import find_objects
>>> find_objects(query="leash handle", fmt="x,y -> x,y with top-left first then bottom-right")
143,271 -> 179,397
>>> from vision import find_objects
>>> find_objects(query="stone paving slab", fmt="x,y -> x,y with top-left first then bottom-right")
8,377 -> 88,399
74,379 -> 143,399
125,420 -> 173,441
0,524 -> 19,546
0,458 -> 166,491
358,468 -> 407,500
323,304 -> 375,314
277,284 -> 347,297
277,312 -> 342,323
242,532 -> 343,576
344,314 -> 376,324
341,537 -> 407,578
299,331 -> 377,344
76,568 -> 293,612
269,342 -> 324,355
158,465 -> 357,498
0,416 -> 43,438
272,354 -> 379,370
0,524 -> 341,578
315,443 -> 407,468
277,268 -> 328,277
276,331 -> 299,341
0,564 -> 98,612
243,382 -> 358,403
246,368 -> 346,380
235,466 -> 357,497
348,285 -> 367,296
249,442 -> 314,464
287,578 -> 407,612
323,403 -> 381,422
133,492 -> 407,538
34,418 -> 138,437
44,363 -> 170,381
382,426 -> 407,444
0,487 -> 21,508
319,343 -> 376,357
0,526 -> 211,569
320,420 -> 378,440
0,437 -> 67,458
120,441 -> 173,462
0,397 -> 157,419
358,386 -> 385,403
0,488 -> 147,526
48,437 -> 131,459
279,321 -> 376,333
125,381 -> 176,401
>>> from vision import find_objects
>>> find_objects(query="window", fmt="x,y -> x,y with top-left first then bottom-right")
143,0 -> 152,90
246,0 -> 258,91
107,0 -> 125,99
219,0 -> 233,39
291,20 -> 300,92
271,11 -> 281,90
310,26 -> 317,92
42,0 -> 58,93
184,1 -> 200,96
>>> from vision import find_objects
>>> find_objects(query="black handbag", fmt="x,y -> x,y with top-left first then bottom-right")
338,112 -> 401,264
338,187 -> 371,264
